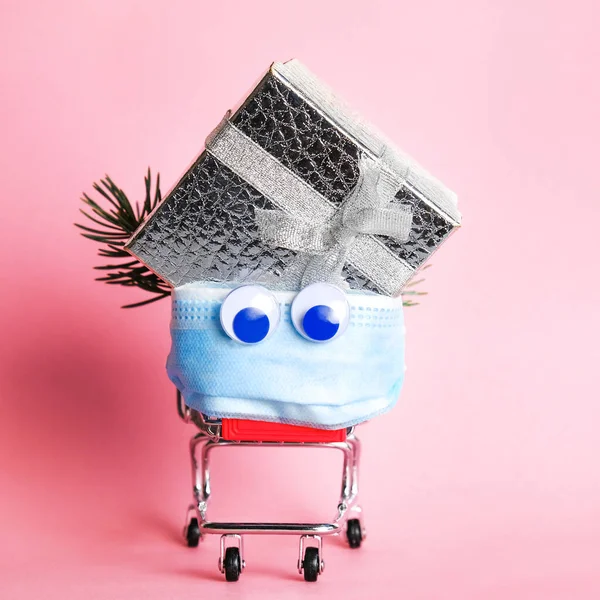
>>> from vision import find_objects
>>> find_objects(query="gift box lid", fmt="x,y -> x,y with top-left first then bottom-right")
271,60 -> 460,222
126,59 -> 461,297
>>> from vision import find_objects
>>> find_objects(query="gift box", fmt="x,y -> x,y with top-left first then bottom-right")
126,59 -> 460,297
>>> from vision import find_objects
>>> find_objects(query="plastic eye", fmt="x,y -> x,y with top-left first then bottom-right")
291,283 -> 350,343
220,285 -> 280,344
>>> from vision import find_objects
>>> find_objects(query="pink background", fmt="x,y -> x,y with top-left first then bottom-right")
1,1 -> 599,598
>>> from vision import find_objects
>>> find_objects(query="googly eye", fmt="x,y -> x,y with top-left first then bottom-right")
291,282 -> 350,343
220,285 -> 280,344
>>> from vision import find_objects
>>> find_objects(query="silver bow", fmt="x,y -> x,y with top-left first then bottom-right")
254,155 -> 413,289
204,115 -> 415,293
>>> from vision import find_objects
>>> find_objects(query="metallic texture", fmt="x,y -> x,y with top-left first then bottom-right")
207,116 -> 336,222
126,59 -> 461,295
254,154 -> 414,292
127,154 -> 296,287
381,184 -> 456,268
272,60 -> 460,222
207,116 -> 413,293
233,72 -> 360,207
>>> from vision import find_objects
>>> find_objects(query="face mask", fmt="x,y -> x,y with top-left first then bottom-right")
167,283 -> 406,429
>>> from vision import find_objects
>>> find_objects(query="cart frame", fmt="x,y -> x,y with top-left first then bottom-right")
177,391 -> 366,582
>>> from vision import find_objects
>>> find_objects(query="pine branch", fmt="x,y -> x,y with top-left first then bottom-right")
77,168 -> 428,308
76,169 -> 171,308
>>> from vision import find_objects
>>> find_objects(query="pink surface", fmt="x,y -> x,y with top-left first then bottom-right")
1,1 -> 600,598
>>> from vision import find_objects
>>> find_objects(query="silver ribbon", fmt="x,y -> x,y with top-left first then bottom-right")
254,157 -> 412,289
206,114 -> 414,293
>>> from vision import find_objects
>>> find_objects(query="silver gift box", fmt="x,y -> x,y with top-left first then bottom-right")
126,60 -> 461,297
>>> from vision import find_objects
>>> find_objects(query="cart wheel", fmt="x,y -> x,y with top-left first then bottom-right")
346,519 -> 362,549
302,547 -> 320,582
224,547 -> 242,582
185,517 -> 201,548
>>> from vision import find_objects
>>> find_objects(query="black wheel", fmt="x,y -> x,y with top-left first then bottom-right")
224,547 -> 242,582
302,547 -> 320,582
185,517 -> 201,548
346,519 -> 362,549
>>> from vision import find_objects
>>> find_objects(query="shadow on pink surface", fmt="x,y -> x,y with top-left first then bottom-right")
0,292 -> 171,538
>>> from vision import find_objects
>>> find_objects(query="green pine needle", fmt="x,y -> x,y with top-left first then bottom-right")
76,169 -> 170,308
77,169 -> 427,308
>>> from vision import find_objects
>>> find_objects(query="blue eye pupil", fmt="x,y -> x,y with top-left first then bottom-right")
302,305 -> 340,341
232,307 -> 270,343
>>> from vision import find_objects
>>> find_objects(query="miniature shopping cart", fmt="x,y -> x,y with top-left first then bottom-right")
177,391 -> 365,582
76,56 -> 461,587
109,59 -> 460,586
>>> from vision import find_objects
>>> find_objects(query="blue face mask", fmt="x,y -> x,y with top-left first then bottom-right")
167,283 -> 406,429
